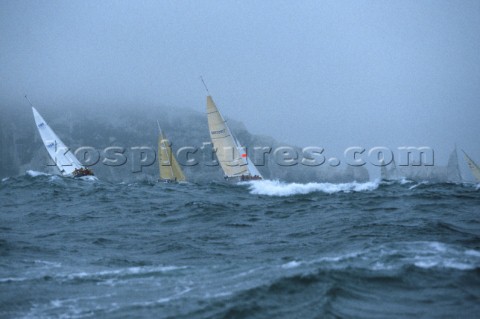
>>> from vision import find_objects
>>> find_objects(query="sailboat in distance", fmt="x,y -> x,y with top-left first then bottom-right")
28,96 -> 95,178
462,150 -> 480,182
203,79 -> 262,181
157,121 -> 186,183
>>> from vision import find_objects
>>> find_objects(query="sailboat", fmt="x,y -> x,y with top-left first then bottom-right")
157,121 -> 186,183
29,98 -> 95,178
446,145 -> 462,183
380,159 -> 389,181
462,150 -> 480,182
205,92 -> 263,181
380,157 -> 400,182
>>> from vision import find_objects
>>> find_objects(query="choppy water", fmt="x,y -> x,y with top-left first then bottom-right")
1,171 -> 479,318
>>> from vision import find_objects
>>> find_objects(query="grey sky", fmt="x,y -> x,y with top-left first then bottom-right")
1,1 -> 479,176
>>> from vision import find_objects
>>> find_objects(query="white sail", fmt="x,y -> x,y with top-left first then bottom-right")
446,146 -> 462,183
206,95 -> 261,179
380,157 -> 399,181
462,150 -> 480,182
234,136 -> 263,178
32,107 -> 83,176
380,159 -> 388,181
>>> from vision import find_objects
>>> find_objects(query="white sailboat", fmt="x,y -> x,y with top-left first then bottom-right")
380,157 -> 400,181
446,145 -> 462,183
380,159 -> 389,181
30,98 -> 95,178
462,150 -> 480,182
157,121 -> 186,183
205,92 -> 262,181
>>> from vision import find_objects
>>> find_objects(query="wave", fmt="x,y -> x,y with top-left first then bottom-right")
408,181 -> 430,190
25,170 -> 51,177
62,265 -> 186,285
380,177 -> 414,185
0,264 -> 187,287
282,241 -> 480,272
24,170 -> 99,183
181,242 -> 480,319
77,175 -> 99,182
244,179 -> 379,196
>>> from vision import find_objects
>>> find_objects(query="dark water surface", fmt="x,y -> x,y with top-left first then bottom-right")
1,172 -> 479,318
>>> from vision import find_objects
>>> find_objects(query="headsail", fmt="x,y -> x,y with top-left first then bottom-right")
32,106 -> 83,176
206,95 -> 262,179
157,122 -> 185,182
462,150 -> 480,182
234,136 -> 262,177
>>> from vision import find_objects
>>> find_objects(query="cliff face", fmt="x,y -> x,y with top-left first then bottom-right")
0,103 -> 369,183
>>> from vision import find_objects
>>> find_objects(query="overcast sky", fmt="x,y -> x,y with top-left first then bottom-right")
1,0 -> 479,175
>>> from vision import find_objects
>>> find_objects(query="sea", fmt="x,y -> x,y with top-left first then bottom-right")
1,171 -> 479,318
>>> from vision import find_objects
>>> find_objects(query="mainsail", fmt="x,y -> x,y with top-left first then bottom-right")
157,123 -> 185,182
462,150 -> 480,182
446,146 -> 462,183
206,95 -> 262,179
32,106 -> 84,176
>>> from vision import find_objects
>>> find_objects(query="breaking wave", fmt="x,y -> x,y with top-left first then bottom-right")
245,179 -> 379,196
0,265 -> 187,285
25,170 -> 51,177
316,241 -> 480,271
276,241 -> 480,272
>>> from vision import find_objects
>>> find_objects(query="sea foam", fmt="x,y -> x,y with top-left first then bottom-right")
25,170 -> 50,177
245,179 -> 379,196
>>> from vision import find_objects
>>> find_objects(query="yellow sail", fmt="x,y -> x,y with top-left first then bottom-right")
158,130 -> 185,182
462,150 -> 480,182
206,95 -> 249,178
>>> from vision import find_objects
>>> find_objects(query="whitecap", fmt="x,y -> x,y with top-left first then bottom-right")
78,175 -> 99,182
408,181 -> 429,190
64,265 -> 187,282
413,258 -> 475,270
428,242 -> 447,252
25,170 -> 50,177
0,277 -> 28,283
232,267 -> 261,278
399,177 -> 414,185
48,175 -> 62,182
246,179 -> 379,196
211,291 -> 233,298
281,260 -> 302,269
304,241 -> 480,271
33,260 -> 62,268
